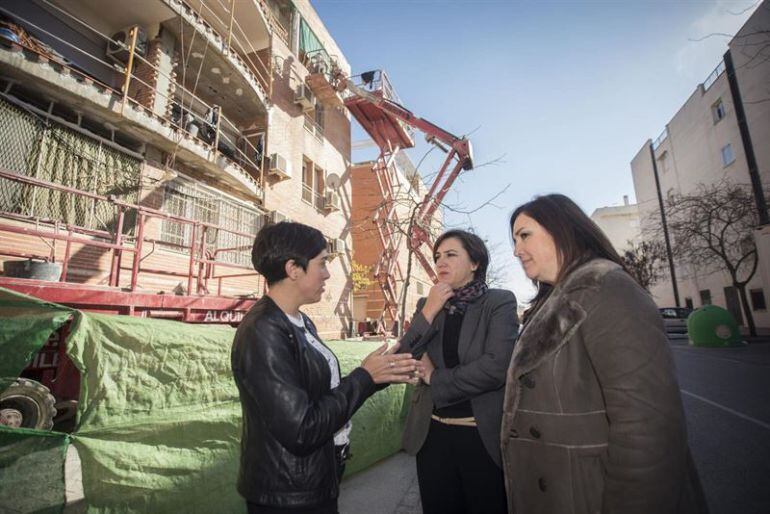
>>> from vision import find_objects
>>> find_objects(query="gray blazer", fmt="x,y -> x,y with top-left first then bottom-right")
400,288 -> 519,466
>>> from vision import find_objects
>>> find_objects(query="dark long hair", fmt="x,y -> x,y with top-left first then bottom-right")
510,194 -> 626,321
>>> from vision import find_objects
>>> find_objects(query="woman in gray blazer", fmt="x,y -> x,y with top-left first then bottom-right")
399,230 -> 519,514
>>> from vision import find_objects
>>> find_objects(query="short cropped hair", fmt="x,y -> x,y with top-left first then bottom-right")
433,229 -> 490,283
251,222 -> 327,285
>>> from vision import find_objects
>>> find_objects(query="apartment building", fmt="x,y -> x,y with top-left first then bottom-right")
630,2 -> 770,330
590,196 -> 641,254
350,150 -> 442,331
0,0 -> 352,336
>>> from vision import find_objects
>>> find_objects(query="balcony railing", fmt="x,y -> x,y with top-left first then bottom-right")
168,0 -> 272,95
0,4 -> 266,194
0,167 -> 262,296
301,184 -> 326,210
703,60 -> 726,92
652,127 -> 668,151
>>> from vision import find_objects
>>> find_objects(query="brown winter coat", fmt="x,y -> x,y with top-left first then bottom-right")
501,259 -> 708,514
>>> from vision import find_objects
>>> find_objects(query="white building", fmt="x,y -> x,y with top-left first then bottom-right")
630,3 -> 770,332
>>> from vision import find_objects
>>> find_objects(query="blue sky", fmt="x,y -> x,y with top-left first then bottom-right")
313,0 -> 760,302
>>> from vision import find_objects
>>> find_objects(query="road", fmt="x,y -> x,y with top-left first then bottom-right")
669,336 -> 770,514
340,337 -> 770,514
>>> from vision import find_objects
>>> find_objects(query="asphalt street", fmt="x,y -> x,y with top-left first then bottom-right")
669,336 -> 770,514
340,337 -> 770,514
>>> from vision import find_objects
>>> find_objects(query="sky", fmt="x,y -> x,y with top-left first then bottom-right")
312,0 -> 760,304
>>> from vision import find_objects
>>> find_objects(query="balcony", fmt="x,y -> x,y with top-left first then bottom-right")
0,167 -> 265,311
0,0 -> 269,201
161,0 -> 272,101
303,48 -> 343,108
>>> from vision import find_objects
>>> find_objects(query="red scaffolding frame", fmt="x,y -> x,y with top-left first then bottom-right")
339,70 -> 474,322
0,167 -> 261,323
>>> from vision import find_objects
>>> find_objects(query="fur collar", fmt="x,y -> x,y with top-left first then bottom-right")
510,259 -> 621,377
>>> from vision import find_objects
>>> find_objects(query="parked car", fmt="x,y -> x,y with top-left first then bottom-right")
659,307 -> 693,334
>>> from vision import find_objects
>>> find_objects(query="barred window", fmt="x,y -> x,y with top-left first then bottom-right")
160,176 -> 264,267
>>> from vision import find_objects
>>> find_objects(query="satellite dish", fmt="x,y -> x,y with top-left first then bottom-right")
325,172 -> 341,190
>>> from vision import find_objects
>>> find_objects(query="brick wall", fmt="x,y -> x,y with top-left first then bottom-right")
260,32 -> 353,338
350,162 -> 439,327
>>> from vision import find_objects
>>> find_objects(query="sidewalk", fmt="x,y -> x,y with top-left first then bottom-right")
339,451 -> 422,514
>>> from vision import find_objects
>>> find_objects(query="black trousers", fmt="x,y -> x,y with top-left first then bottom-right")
247,499 -> 337,514
416,419 -> 507,514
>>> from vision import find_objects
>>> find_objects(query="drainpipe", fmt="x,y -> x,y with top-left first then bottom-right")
723,50 -> 768,226
649,141 -> 681,307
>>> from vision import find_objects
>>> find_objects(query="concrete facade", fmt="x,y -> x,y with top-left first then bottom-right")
590,196 -> 641,254
630,2 -> 770,330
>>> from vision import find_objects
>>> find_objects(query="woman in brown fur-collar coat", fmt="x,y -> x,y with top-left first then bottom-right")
502,194 -> 708,514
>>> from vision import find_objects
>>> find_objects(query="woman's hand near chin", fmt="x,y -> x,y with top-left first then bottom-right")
421,283 -> 453,323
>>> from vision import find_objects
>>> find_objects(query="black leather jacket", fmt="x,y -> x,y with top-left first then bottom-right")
231,296 -> 376,508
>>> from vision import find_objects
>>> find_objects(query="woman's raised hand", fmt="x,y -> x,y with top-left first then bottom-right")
421,283 -> 454,323
361,342 -> 421,384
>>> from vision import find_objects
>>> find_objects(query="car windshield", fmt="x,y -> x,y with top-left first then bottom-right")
659,308 -> 692,319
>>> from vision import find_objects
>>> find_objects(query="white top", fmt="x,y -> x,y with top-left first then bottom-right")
286,312 -> 351,446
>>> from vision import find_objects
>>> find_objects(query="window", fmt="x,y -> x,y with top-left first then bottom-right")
721,144 -> 735,167
304,104 -> 324,139
302,158 -> 313,204
416,281 -> 425,295
314,165 -> 326,210
300,157 -> 328,210
750,289 -> 767,311
315,104 -> 325,134
699,289 -> 712,306
160,176 -> 263,266
685,297 -> 694,310
712,99 -> 726,123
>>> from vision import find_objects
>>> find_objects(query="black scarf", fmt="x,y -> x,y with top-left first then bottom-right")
444,279 -> 488,315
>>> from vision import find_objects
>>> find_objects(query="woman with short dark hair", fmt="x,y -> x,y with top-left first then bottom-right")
232,222 -> 420,514
399,229 -> 519,514
503,194 -> 708,514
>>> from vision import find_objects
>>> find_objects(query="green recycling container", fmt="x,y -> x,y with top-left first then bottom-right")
687,305 -> 742,347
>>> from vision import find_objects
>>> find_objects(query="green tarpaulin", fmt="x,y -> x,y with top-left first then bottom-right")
0,288 -> 410,512
0,426 -> 69,514
0,287 -> 75,392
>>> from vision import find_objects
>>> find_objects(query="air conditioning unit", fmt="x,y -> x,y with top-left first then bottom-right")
332,238 -> 346,254
107,26 -> 149,65
268,210 -> 290,224
309,54 -> 329,76
294,83 -> 315,111
267,153 -> 290,179
323,190 -> 341,211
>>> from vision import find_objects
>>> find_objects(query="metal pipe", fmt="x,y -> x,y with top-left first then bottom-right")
120,26 -> 140,115
723,50 -> 768,226
110,209 -> 126,287
649,142 -> 680,307
130,214 -> 146,291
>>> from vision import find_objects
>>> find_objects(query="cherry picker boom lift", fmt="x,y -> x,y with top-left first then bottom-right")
335,70 -> 474,323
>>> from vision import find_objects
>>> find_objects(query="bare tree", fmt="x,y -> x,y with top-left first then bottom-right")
658,181 -> 766,335
621,240 -> 667,292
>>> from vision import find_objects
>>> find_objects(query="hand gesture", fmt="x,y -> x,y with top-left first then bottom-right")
361,343 -> 420,385
422,283 -> 454,323
420,353 -> 436,385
